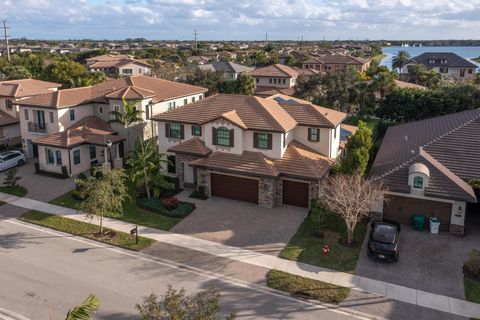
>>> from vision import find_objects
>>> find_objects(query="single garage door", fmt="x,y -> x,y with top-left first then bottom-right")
384,195 -> 452,231
211,173 -> 258,204
282,180 -> 309,208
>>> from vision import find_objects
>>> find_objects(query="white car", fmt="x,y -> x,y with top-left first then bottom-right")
0,151 -> 26,171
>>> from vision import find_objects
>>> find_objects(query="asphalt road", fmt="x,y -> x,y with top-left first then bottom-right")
0,218 -> 374,320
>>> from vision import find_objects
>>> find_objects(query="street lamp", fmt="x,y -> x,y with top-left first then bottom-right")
107,139 -> 113,168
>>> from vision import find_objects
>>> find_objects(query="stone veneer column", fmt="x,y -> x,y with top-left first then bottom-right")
196,169 -> 211,197
308,181 -> 320,209
258,177 -> 275,208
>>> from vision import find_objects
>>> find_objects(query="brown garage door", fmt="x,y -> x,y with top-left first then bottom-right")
211,173 -> 258,204
384,195 -> 452,231
282,180 -> 309,208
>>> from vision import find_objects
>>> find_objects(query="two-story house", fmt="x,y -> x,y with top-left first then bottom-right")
0,79 -> 61,147
86,54 -> 152,77
153,94 -> 350,208
302,55 -> 371,73
197,61 -> 253,80
251,64 -> 319,97
18,75 -> 207,176
400,52 -> 478,80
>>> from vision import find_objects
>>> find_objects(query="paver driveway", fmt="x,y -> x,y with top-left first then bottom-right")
0,159 -> 75,218
355,216 -> 480,299
173,190 -> 307,256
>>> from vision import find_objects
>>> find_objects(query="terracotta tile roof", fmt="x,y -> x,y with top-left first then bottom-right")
167,138 -> 211,156
394,80 -> 427,90
215,110 -> 247,129
251,64 -> 299,78
294,67 -> 320,76
152,94 -> 297,133
273,140 -> 334,180
0,79 -> 61,98
370,109 -> 480,202
303,55 -> 370,65
85,54 -> 132,63
33,116 -> 125,149
105,86 -> 156,100
19,76 -> 207,109
190,151 -> 279,177
89,58 -> 152,69
254,86 -> 296,97
267,94 -> 346,128
0,110 -> 19,127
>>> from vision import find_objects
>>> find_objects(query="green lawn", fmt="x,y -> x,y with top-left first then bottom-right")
465,277 -> 480,304
280,212 -> 367,273
20,210 -> 154,251
0,186 -> 27,197
50,190 -> 181,231
268,270 -> 349,304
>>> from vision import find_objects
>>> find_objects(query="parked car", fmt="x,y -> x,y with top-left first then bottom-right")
0,151 -> 26,171
367,220 -> 400,262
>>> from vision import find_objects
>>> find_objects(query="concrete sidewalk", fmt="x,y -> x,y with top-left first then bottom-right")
1,192 -> 479,319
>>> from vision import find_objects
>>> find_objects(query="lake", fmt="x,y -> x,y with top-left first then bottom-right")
380,46 -> 480,69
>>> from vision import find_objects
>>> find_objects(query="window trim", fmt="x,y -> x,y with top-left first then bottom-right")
308,128 -> 320,142
5,99 -> 13,110
413,176 -> 424,189
254,132 -> 272,150
191,125 -> 202,136
73,149 -> 81,165
216,127 -> 231,147
166,123 -> 184,139
69,109 -> 75,121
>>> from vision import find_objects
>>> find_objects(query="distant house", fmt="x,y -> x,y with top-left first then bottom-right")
86,54 -> 152,77
198,61 -> 253,80
400,52 -> 477,80
0,79 -> 61,147
17,76 -> 207,176
370,109 -> 480,235
251,64 -> 319,97
302,55 -> 371,73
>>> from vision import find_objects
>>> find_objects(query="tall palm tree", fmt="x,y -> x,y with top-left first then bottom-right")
392,50 -> 411,72
65,295 -> 100,320
108,97 -> 144,152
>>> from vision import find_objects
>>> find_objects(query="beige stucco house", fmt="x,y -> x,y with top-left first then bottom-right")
153,93 -> 354,208
0,79 -> 61,148
18,75 -> 207,176
302,55 -> 371,73
86,54 -> 152,77
370,109 -> 480,235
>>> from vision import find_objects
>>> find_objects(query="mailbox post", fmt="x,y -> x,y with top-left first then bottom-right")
130,226 -> 138,244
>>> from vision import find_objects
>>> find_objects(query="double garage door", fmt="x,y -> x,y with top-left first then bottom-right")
383,195 -> 452,231
210,173 -> 310,208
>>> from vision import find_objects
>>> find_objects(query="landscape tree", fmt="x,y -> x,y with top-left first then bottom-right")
0,65 -> 32,80
338,121 -> 373,176
403,64 -> 442,88
391,50 -> 410,71
320,174 -> 385,245
233,74 -> 255,95
127,138 -> 173,199
3,168 -> 21,188
43,59 -> 89,87
284,54 -> 298,67
108,97 -> 144,150
77,168 -> 128,234
185,69 -> 224,94
370,71 -> 399,99
65,294 -> 100,320
136,286 -> 236,320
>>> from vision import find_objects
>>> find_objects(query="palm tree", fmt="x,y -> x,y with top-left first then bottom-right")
108,97 -> 144,152
392,50 -> 411,72
371,71 -> 398,98
127,137 -> 172,199
65,295 -> 100,320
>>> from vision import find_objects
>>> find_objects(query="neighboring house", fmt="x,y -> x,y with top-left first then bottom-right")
251,64 -> 319,97
370,109 -> 480,235
86,54 -> 152,77
17,75 -> 207,175
400,52 -> 478,80
153,93 -> 350,209
0,79 -> 61,147
197,61 -> 253,80
302,55 -> 371,73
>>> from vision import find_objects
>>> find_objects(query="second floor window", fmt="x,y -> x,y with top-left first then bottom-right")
308,128 -> 320,142
214,127 -> 232,147
168,101 -> 176,111
166,123 -> 184,139
5,99 -> 13,110
37,110 -> 46,130
413,176 -> 424,189
122,69 -> 133,75
49,112 -> 54,124
69,110 -> 75,121
254,132 -> 272,150
184,98 -> 188,105
192,125 -> 202,136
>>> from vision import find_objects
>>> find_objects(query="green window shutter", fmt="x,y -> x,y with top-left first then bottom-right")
180,124 -> 184,139
267,133 -> 272,149
165,123 -> 170,138
212,127 -> 217,145
253,132 -> 258,148
229,129 -> 234,147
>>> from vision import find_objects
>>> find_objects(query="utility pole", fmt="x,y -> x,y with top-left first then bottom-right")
265,32 -> 268,42
193,29 -> 198,53
3,19 -> 11,63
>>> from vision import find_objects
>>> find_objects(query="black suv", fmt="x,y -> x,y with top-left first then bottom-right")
367,220 -> 400,262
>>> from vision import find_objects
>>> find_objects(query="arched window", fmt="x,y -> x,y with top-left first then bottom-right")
216,127 -> 231,146
413,176 -> 423,189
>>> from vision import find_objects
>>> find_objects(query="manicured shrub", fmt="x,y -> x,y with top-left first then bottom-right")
464,250 -> 480,280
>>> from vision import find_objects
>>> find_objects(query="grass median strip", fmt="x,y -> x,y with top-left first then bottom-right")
267,270 -> 349,304
20,210 -> 154,251
0,186 -> 27,197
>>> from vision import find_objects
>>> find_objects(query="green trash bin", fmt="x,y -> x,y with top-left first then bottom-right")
413,214 -> 426,231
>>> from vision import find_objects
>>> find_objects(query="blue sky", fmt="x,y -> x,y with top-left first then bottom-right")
2,0 -> 480,40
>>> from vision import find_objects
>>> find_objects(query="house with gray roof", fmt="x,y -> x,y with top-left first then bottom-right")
197,61 -> 253,80
400,52 -> 478,80
370,109 -> 480,235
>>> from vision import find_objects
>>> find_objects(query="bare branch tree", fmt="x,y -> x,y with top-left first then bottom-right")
320,174 -> 385,245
